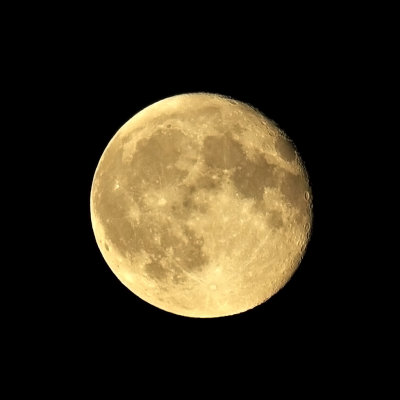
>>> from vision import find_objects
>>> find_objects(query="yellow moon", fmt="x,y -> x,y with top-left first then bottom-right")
90,93 -> 312,318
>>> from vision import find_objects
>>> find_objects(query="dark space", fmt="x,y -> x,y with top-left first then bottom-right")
22,40 -> 364,383
4,5 -> 389,393
67,69 -> 343,346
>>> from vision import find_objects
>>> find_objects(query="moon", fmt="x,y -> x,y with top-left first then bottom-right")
90,93 -> 312,318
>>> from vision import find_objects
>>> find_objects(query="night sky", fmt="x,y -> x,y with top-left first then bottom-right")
21,33 -> 363,383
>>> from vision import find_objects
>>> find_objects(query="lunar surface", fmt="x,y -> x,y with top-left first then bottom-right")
90,93 -> 312,318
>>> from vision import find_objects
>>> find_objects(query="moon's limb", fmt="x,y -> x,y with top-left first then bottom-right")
90,93 -> 312,318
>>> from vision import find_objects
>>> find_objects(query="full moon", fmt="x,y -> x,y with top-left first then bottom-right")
90,93 -> 312,318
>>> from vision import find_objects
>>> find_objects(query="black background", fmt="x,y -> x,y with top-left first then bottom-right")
60,61 -> 350,354
19,21 -> 370,388
5,4 -> 392,393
